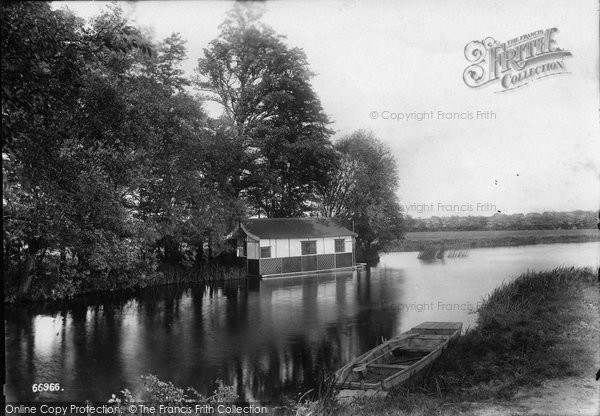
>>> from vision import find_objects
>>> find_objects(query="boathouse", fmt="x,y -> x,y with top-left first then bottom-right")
228,218 -> 357,277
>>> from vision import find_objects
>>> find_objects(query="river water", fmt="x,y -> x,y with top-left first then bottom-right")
5,242 -> 599,403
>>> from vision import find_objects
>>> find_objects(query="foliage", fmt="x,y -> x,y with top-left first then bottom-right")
2,2 -> 154,298
317,130 -> 404,257
108,375 -> 238,407
405,210 -> 598,232
1,2 -> 243,301
195,4 -> 335,217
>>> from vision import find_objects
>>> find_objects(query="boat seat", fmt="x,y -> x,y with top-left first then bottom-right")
411,334 -> 451,340
367,363 -> 411,370
361,344 -> 406,367
352,364 -> 367,377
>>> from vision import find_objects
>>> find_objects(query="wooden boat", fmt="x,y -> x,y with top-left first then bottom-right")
334,322 -> 462,391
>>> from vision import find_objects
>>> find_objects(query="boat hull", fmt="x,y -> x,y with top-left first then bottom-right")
334,321 -> 462,391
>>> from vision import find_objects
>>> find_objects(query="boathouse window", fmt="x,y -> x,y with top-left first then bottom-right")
260,246 -> 272,258
301,241 -> 317,255
334,239 -> 345,253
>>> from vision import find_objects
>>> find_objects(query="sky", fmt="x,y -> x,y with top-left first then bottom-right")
53,0 -> 600,218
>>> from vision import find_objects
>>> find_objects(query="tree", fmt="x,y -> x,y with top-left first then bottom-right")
194,4 -> 334,217
2,2 -> 97,296
317,130 -> 404,259
403,211 -> 597,232
1,3 -> 181,298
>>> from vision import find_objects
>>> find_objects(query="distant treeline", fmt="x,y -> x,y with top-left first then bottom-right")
405,211 -> 598,232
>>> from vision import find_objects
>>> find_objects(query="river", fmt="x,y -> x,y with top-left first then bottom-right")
5,242 -> 599,403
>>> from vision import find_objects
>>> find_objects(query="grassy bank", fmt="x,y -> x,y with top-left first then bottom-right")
4,262 -> 247,304
317,266 -> 598,415
394,229 -> 599,252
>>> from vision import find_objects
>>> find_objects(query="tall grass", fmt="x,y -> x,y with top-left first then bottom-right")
417,245 -> 442,260
477,267 -> 594,329
417,242 -> 469,259
160,263 -> 246,285
289,373 -> 341,415
446,242 -> 469,258
418,266 -> 597,400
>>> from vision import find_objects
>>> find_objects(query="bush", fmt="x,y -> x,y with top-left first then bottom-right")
107,374 -> 238,411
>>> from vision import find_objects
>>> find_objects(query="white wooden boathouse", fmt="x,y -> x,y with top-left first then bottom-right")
228,218 -> 357,277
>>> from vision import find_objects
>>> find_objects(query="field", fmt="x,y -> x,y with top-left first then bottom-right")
404,228 -> 599,240
394,228 -> 599,252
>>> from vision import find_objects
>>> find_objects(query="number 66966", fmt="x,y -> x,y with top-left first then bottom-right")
32,383 -> 61,392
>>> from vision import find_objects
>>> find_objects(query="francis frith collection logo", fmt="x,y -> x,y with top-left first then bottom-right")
463,28 -> 572,92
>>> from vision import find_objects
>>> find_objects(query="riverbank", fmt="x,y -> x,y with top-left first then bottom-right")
393,229 -> 599,252
322,266 -> 599,415
4,262 -> 246,304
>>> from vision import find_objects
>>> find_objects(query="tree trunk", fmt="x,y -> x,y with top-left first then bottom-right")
18,250 -> 36,298
4,237 -> 12,268
195,239 -> 204,265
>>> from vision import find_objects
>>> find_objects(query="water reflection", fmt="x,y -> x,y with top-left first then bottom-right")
5,242 -> 599,403
6,273 -> 397,403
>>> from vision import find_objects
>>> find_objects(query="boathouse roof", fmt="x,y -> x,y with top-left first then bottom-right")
231,218 -> 356,240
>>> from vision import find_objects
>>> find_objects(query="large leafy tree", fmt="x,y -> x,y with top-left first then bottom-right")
2,2 -> 107,296
317,130 -> 404,258
1,2 -> 220,299
195,5 -> 334,217
133,33 -> 247,263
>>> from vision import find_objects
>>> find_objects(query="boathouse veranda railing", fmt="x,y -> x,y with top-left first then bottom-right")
247,252 -> 354,276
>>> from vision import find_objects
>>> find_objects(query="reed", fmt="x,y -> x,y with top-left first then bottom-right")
416,245 -> 440,259
445,241 -> 470,258
417,242 -> 469,259
160,263 -> 246,285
